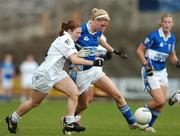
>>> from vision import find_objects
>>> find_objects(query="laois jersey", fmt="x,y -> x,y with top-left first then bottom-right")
73,21 -> 102,71
142,28 -> 176,71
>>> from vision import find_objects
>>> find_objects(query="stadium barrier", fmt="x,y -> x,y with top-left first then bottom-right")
0,77 -> 179,100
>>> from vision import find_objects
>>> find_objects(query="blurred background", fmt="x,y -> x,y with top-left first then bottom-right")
0,0 -> 180,102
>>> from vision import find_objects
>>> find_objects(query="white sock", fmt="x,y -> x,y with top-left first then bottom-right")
11,112 -> 21,123
75,115 -> 81,122
65,116 -> 75,124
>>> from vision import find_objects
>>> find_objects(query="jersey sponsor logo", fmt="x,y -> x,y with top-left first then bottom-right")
154,53 -> 167,62
83,36 -> 89,41
64,39 -> 71,45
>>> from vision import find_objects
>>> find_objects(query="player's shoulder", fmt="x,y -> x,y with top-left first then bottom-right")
53,33 -> 73,47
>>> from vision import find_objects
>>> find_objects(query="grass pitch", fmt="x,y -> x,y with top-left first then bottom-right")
0,98 -> 180,136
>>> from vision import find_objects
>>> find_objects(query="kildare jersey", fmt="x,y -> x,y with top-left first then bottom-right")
36,32 -> 77,75
75,21 -> 102,70
142,28 -> 176,71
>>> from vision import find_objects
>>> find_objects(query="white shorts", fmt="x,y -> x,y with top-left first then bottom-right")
70,67 -> 105,94
32,70 -> 68,93
141,68 -> 168,92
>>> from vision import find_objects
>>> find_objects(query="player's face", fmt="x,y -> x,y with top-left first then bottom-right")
94,20 -> 109,32
69,27 -> 82,42
161,17 -> 173,32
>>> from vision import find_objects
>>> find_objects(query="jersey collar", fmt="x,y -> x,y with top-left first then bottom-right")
86,21 -> 98,35
158,27 -> 171,41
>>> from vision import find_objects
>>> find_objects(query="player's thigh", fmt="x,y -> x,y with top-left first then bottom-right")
94,75 -> 122,97
54,76 -> 79,96
148,88 -> 166,103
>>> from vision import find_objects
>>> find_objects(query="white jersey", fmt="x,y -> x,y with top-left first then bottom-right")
36,32 -> 77,76
32,32 -> 77,93
20,61 -> 38,88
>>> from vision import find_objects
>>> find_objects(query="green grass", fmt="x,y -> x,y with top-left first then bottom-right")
0,98 -> 180,136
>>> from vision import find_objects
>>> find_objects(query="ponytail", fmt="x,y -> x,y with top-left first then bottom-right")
59,20 -> 81,36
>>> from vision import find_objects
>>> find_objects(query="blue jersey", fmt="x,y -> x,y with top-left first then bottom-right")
142,28 -> 176,71
75,21 -> 102,70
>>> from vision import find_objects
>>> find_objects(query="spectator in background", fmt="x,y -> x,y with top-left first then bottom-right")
19,54 -> 38,103
0,54 -> 15,102
136,13 -> 180,133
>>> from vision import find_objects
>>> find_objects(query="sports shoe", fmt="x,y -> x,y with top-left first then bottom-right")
144,127 -> 156,133
129,122 -> 148,130
61,117 -> 85,135
5,116 -> 18,134
169,90 -> 180,105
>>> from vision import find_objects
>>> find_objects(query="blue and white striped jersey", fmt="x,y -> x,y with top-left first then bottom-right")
74,21 -> 102,71
142,28 -> 176,71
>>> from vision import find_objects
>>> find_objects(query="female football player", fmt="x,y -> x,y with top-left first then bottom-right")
5,20 -> 103,134
69,8 -> 147,131
136,13 -> 180,133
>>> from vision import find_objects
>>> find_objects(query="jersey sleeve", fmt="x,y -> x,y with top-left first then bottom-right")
142,33 -> 154,49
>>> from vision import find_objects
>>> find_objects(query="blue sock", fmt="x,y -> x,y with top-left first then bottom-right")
149,109 -> 160,127
144,104 -> 160,127
119,104 -> 136,125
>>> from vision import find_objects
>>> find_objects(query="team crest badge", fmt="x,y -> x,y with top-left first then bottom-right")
84,36 -> 89,41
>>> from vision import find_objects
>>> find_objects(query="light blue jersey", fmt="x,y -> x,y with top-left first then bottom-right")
142,28 -> 176,71
75,21 -> 102,71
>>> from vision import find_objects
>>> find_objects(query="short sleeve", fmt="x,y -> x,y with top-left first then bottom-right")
142,33 -> 154,49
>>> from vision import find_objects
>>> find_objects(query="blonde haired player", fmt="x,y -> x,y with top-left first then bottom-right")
5,20 -> 103,134
136,13 -> 180,133
69,8 -> 147,133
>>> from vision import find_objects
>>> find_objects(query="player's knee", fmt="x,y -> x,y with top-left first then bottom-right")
70,93 -> 79,102
156,98 -> 166,107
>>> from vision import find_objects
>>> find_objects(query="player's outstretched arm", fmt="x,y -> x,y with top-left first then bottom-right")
69,53 -> 103,67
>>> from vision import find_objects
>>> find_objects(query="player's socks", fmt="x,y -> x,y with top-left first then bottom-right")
148,109 -> 160,127
144,104 -> 160,127
119,104 -> 136,125
65,116 -> 75,124
11,112 -> 21,123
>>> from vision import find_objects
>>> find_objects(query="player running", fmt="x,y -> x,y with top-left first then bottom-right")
136,13 -> 180,133
68,8 -> 148,133
5,20 -> 103,134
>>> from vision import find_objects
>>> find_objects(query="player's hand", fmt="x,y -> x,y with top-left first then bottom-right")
113,49 -> 128,59
144,63 -> 153,76
93,59 -> 104,66
77,48 -> 90,58
176,61 -> 180,68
